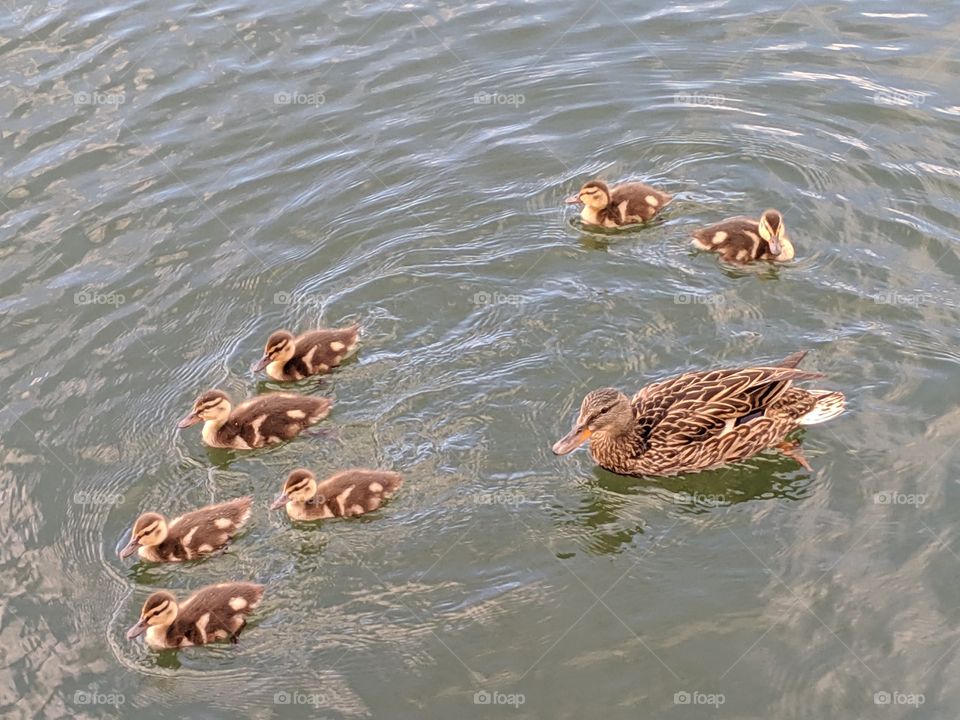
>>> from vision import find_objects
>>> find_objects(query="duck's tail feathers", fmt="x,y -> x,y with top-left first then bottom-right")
777,350 -> 809,369
798,390 -> 846,425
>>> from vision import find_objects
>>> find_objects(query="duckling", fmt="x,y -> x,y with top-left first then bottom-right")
565,179 -> 672,227
126,582 -> 264,649
270,468 -> 402,521
252,324 -> 360,382
692,209 -> 795,262
119,497 -> 252,562
177,390 -> 332,449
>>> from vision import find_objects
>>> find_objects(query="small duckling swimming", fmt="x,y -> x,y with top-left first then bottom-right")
126,582 -> 264,649
565,179 -> 672,227
177,390 -> 332,449
119,497 -> 252,562
252,324 -> 360,382
270,468 -> 403,521
692,209 -> 795,263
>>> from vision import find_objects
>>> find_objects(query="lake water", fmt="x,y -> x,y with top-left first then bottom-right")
2,1 -> 959,718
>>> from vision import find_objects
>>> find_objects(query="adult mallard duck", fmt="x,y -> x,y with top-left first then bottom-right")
177,390 -> 332,449
126,582 -> 263,649
271,468 -> 402,521
252,324 -> 360,382
552,351 -> 844,477
692,209 -> 795,262
119,497 -> 252,562
565,179 -> 672,227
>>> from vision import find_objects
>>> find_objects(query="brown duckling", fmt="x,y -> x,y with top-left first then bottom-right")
552,351 -> 844,477
177,390 -> 332,449
692,209 -> 795,262
565,179 -> 672,227
252,324 -> 360,382
119,497 -> 252,562
270,468 -> 402,521
126,582 -> 264,649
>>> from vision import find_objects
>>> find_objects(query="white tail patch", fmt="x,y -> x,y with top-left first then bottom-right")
798,391 -> 846,425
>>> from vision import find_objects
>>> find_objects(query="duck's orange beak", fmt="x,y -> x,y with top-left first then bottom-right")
552,426 -> 591,455
564,193 -> 582,205
177,411 -> 200,428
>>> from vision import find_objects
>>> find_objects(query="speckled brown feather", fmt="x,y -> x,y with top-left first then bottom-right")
692,216 -> 791,262
138,498 -> 252,562
578,353 -> 843,476
208,393 -> 332,449
286,469 -> 403,521
270,325 -> 360,381
146,582 -> 263,649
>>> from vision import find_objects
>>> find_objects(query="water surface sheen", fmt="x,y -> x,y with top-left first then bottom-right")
2,1 -> 959,718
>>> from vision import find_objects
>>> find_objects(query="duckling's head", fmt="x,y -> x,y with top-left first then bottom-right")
565,180 -> 611,210
119,512 -> 168,558
758,209 -> 785,256
126,590 -> 178,639
552,387 -> 632,454
271,468 -> 318,509
177,390 -> 232,428
252,330 -> 297,372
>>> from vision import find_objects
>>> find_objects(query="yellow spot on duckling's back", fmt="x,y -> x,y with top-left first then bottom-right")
214,517 -> 233,530
229,596 -> 247,610
287,409 -> 306,419
645,195 -> 659,206
330,341 -> 345,352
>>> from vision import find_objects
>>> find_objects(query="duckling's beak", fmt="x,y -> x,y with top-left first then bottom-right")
126,619 -> 148,639
177,411 -> 201,428
552,425 -> 592,455
119,538 -> 139,559
767,234 -> 782,257
251,354 -> 270,373
270,493 -> 289,510
564,193 -> 582,205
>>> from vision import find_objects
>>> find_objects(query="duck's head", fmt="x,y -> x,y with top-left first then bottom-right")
252,330 -> 297,372
552,388 -> 633,455
126,590 -> 178,639
758,209 -> 785,256
177,390 -> 232,428
271,468 -> 318,509
119,512 -> 168,558
565,180 -> 611,210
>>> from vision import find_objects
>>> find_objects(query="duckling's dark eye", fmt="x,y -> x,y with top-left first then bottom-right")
599,405 -> 613,414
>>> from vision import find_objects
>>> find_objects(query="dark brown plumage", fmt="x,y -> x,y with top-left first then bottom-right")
177,389 -> 332,449
692,209 -> 795,262
271,468 -> 403,521
126,582 -> 264,649
552,352 -> 845,477
119,497 -> 252,562
565,179 -> 672,227
253,324 -> 360,382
